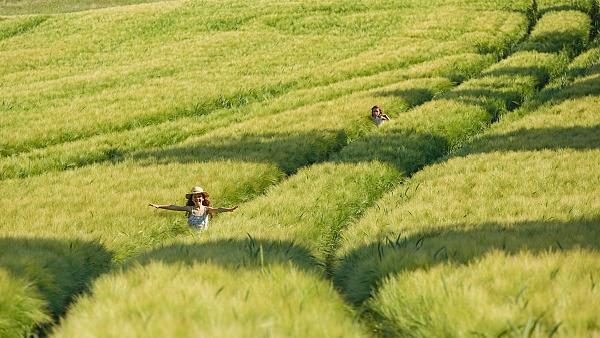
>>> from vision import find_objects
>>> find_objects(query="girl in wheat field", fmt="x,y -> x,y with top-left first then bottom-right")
149,186 -> 238,230
371,105 -> 391,127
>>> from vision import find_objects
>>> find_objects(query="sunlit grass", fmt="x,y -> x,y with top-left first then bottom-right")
48,161 -> 400,337
519,10 -> 591,56
333,38 -> 600,336
332,7 -> 590,177
531,39 -> 600,107
333,50 -> 568,176
5,0 -> 597,336
335,118 -> 600,336
49,9 -> 585,334
0,0 -> 528,156
536,0 -> 594,12
370,250 -> 599,337
32,37 -> 513,336
48,163 -> 404,336
129,77 -> 453,174
0,269 -> 51,338
0,160 -> 283,261
0,237 -> 111,337
0,15 -> 47,40
0,54 -> 493,180
52,260 -> 368,338
0,148 -> 281,336
208,162 -> 400,265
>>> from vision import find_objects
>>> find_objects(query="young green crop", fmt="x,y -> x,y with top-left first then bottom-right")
349,143 -> 600,336
333,50 -> 568,177
0,160 -> 282,337
0,1 -> 527,156
39,25 -> 516,336
0,53 -> 493,180
0,269 -> 51,338
63,29 -> 565,334
52,259 -> 369,338
370,250 -> 600,337
333,36 -> 600,338
42,4 -> 538,334
0,160 -> 283,261
529,38 -> 600,108
128,77 -> 453,174
519,10 -> 591,56
0,15 -> 48,41
536,0 -> 594,13
0,238 -> 111,337
48,160 -> 399,337
332,7 -> 592,176
333,2 -> 594,287
6,0 -> 581,336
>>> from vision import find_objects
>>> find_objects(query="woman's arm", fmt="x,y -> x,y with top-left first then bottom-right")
148,203 -> 190,212
207,205 -> 239,215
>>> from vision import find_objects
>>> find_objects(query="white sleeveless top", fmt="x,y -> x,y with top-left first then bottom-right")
372,116 -> 386,127
188,207 -> 208,230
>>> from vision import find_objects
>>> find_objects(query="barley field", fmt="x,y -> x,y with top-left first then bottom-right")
1,0 -> 599,337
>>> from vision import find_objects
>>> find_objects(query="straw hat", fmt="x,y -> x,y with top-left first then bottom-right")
185,186 -> 205,199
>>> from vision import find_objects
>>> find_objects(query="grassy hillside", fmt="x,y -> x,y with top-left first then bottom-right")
1,0 -> 598,337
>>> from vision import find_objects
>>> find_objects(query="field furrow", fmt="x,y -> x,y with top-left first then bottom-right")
333,12 -> 600,338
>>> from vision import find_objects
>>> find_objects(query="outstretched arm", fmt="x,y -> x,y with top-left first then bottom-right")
207,205 -> 239,215
148,203 -> 190,212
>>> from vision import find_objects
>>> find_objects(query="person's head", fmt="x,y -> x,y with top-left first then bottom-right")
371,105 -> 382,117
185,186 -> 211,208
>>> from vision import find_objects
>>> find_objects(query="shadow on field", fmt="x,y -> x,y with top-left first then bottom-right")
0,16 -> 49,42
447,65 -> 554,101
0,237 -> 112,318
443,87 -> 525,115
480,66 -> 552,88
131,130 -> 348,174
374,88 -> 439,108
334,218 -> 600,304
459,125 -> 600,155
520,30 -> 589,56
131,84 -> 448,175
438,63 -> 555,119
331,129 -> 448,176
568,61 -> 600,79
126,237 -> 319,273
538,5 -> 592,16
536,73 -> 600,105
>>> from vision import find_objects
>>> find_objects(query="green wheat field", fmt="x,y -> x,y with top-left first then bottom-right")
1,0 -> 599,336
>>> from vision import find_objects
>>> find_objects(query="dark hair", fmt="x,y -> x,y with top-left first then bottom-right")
185,192 -> 211,217
371,105 -> 382,116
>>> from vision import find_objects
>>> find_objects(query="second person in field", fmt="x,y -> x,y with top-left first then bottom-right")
371,105 -> 391,126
